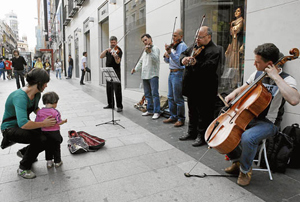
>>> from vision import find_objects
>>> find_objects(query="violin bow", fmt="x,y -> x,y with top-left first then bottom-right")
117,30 -> 130,44
170,17 -> 177,45
190,14 -> 206,57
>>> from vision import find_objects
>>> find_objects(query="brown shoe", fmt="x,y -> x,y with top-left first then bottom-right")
174,121 -> 184,127
163,118 -> 177,124
237,169 -> 252,186
225,162 -> 240,174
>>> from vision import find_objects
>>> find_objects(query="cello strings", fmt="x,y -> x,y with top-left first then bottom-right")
186,148 -> 210,175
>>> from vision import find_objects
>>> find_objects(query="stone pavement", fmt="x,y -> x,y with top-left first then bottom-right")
0,74 -> 265,202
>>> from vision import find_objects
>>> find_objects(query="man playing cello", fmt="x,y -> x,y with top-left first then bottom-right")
224,43 -> 300,186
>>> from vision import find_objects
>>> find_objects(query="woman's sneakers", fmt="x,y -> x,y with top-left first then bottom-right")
17,168 -> 36,179
47,160 -> 63,168
47,160 -> 54,168
54,161 -> 63,168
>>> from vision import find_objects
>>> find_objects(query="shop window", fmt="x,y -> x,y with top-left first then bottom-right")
124,0 -> 146,90
183,0 -> 246,92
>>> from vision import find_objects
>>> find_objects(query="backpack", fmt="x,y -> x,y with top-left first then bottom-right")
283,123 -> 300,168
257,131 -> 293,173
0,61 -> 5,69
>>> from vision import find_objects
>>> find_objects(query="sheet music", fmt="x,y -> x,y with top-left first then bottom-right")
100,67 -> 120,83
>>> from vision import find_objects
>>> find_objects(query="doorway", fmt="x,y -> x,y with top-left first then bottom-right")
85,31 -> 91,81
74,38 -> 79,78
99,18 -> 109,85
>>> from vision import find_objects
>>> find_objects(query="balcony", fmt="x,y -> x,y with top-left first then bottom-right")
68,0 -> 79,18
76,0 -> 86,6
63,5 -> 71,26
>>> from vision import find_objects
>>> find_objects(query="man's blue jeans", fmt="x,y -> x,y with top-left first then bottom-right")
68,65 -> 73,78
227,118 -> 278,173
0,69 -> 6,80
168,70 -> 185,122
143,76 -> 160,113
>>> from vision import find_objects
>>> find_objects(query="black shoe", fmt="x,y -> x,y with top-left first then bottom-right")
66,77 -> 70,79
192,137 -> 206,147
1,131 -> 15,149
80,83 -> 85,85
179,134 -> 197,141
103,105 -> 113,109
117,108 -> 123,112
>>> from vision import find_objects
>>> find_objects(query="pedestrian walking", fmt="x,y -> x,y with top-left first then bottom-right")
0,57 -> 6,80
4,58 -> 12,80
80,52 -> 88,85
43,58 -> 51,75
54,59 -> 62,79
34,58 -> 43,69
12,49 -> 27,89
67,55 -> 73,79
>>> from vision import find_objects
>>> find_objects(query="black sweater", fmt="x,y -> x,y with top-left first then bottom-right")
180,40 -> 220,99
12,56 -> 27,70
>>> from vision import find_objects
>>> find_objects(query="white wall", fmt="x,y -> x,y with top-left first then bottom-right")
146,0 -> 182,96
244,0 -> 300,128
65,0 -> 106,83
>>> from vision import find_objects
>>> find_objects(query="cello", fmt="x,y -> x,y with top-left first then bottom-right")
204,48 -> 299,154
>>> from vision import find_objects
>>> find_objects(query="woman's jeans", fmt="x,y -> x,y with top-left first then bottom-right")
227,118 -> 278,173
143,76 -> 160,113
56,69 -> 61,79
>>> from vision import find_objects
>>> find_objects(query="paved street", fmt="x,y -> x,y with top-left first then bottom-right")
0,73 -> 297,202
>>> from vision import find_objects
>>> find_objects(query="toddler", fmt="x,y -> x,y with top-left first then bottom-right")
35,92 -> 67,168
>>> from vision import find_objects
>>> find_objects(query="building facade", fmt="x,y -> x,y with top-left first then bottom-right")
62,0 -> 300,128
4,11 -> 19,40
0,19 -> 18,58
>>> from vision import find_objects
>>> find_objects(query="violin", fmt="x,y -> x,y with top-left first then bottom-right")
110,46 -> 120,55
166,39 -> 181,50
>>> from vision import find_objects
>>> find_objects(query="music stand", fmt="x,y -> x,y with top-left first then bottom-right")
96,67 -> 125,129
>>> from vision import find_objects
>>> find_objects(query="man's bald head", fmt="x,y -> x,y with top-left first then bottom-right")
175,29 -> 184,37
197,26 -> 212,46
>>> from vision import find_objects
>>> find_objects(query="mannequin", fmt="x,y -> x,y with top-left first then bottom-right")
222,7 -> 244,88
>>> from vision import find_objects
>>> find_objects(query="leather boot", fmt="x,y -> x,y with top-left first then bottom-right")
192,135 -> 205,147
179,133 -> 197,141
225,161 -> 240,174
237,168 -> 252,186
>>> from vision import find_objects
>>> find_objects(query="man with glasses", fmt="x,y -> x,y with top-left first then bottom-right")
179,26 -> 220,147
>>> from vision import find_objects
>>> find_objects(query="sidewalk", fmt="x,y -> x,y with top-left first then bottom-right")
1,75 -> 264,202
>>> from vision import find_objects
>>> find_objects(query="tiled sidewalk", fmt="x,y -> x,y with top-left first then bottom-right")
0,76 -> 263,202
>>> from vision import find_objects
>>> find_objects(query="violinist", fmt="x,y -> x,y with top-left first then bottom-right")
131,34 -> 161,119
163,29 -> 187,127
224,43 -> 300,186
100,36 -> 123,112
179,26 -> 220,147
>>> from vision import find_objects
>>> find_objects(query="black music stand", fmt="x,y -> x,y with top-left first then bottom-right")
96,67 -> 125,129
